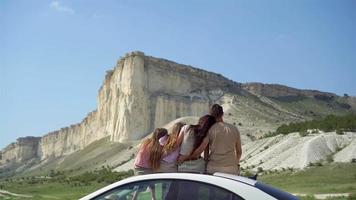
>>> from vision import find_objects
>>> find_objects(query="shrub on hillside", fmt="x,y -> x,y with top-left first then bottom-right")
274,114 -> 356,136
326,155 -> 334,163
70,167 -> 134,184
241,170 -> 254,177
308,162 -> 322,167
263,131 -> 279,138
299,130 -> 309,137
336,129 -> 344,135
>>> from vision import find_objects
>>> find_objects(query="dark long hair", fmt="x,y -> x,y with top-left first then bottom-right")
190,115 -> 216,149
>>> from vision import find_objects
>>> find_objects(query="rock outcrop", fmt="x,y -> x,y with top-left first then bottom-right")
0,137 -> 40,165
99,52 -> 236,142
1,51 -> 354,174
241,132 -> 356,170
1,51 -> 242,164
38,110 -> 101,159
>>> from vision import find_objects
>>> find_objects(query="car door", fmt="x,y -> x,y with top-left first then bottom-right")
91,179 -> 244,200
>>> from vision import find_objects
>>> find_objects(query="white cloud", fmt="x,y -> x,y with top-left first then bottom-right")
50,1 -> 75,14
93,13 -> 104,19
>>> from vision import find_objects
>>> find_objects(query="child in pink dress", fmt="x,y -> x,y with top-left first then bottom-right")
132,128 -> 168,200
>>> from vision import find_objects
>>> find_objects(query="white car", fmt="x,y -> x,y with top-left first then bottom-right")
80,172 -> 299,200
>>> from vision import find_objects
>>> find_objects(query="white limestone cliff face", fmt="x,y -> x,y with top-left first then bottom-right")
97,52 -> 240,143
1,51 -> 240,164
38,111 -> 103,159
334,138 -> 356,162
0,137 -> 40,165
99,54 -> 151,142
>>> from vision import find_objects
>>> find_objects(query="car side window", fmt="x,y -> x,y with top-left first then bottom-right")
92,180 -> 171,200
92,179 -> 244,200
173,180 -> 244,200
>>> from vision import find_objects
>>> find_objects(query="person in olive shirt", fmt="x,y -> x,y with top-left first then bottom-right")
190,104 -> 242,175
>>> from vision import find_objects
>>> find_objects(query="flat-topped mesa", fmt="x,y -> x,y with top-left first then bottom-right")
242,82 -> 337,98
101,51 -> 242,94
145,55 -> 242,94
98,51 -> 244,143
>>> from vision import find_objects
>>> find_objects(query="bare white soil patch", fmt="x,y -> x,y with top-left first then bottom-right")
241,132 -> 356,171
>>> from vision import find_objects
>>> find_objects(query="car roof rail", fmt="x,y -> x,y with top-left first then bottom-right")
213,172 -> 258,186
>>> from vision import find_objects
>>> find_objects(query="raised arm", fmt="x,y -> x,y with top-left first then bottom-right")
175,127 -> 185,148
176,126 -> 188,164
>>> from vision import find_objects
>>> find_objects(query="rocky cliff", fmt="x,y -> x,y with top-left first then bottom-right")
38,110 -> 101,160
0,51 -> 242,165
1,51 -> 354,174
0,137 -> 40,165
99,52 -> 241,143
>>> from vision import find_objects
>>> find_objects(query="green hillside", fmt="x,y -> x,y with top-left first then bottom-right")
265,114 -> 356,137
260,163 -> 356,195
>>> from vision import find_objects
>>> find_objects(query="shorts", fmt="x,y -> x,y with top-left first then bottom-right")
134,166 -> 152,175
206,164 -> 240,175
178,158 -> 206,173
158,161 -> 178,173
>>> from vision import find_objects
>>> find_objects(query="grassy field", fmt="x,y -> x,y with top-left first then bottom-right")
259,163 -> 356,195
0,167 -> 133,200
1,181 -> 106,200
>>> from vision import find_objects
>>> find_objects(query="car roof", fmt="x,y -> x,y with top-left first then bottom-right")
79,173 -> 276,200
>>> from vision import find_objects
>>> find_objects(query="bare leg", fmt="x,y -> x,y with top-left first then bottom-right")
149,184 -> 156,200
131,190 -> 139,200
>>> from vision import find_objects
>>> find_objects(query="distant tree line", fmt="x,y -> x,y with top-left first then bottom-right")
0,166 -> 134,188
69,166 -> 134,185
265,114 -> 356,137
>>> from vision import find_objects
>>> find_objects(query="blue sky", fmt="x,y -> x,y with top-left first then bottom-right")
1,0 -> 355,149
